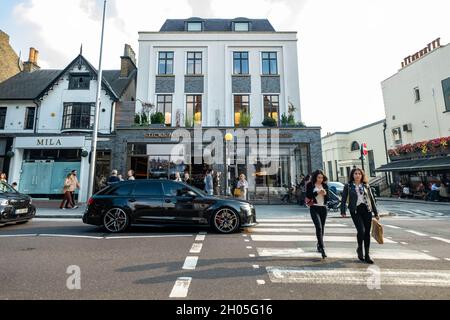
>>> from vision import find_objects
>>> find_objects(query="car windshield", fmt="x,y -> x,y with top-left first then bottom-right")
329,182 -> 344,188
185,184 -> 207,196
0,182 -> 17,193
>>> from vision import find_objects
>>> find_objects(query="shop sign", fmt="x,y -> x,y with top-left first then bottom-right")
14,136 -> 86,149
144,133 -> 173,139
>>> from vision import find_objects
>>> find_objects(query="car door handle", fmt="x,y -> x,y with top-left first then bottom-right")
165,199 -> 172,203
129,199 -> 137,203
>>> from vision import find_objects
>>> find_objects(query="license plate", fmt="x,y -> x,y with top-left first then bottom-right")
16,208 -> 28,214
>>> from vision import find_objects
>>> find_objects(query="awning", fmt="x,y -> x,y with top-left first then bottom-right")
376,156 -> 450,172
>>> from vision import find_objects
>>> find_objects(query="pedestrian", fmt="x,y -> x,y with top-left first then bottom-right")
236,174 -> 249,200
107,170 -> 121,185
213,171 -> 221,195
68,170 -> 80,209
174,172 -> 182,182
427,183 -> 440,201
306,170 -> 329,259
183,171 -> 192,185
341,168 -> 379,264
0,172 -> 7,183
118,174 -> 124,182
204,170 -> 214,196
127,170 -> 135,181
60,173 -> 74,210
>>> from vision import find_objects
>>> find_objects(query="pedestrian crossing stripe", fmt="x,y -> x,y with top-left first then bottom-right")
251,228 -> 356,234
257,248 -> 439,261
258,219 -> 319,223
266,267 -> 450,287
258,223 -> 348,228
250,235 -> 397,244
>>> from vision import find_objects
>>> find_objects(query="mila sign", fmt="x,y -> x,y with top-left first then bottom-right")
402,38 -> 441,68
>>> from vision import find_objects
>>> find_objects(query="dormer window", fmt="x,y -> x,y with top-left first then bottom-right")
69,73 -> 91,90
234,22 -> 250,32
187,22 -> 203,32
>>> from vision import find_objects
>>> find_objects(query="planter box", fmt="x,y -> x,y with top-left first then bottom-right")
149,124 -> 166,128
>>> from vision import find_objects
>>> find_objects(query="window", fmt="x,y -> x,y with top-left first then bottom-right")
441,77 -> 450,111
262,52 -> 278,75
234,22 -> 249,32
327,161 -> 334,181
392,127 -> 402,145
233,52 -> 249,74
68,73 -> 91,90
187,22 -> 202,32
157,95 -> 173,126
350,141 -> 360,152
187,52 -> 202,75
414,87 -> 421,102
163,181 -> 193,197
158,52 -> 174,75
24,107 -> 35,130
108,184 -> 133,196
133,181 -> 163,196
186,95 -> 202,127
62,103 -> 94,130
340,167 -> 344,177
234,95 -> 250,126
263,95 -> 279,123
0,108 -> 6,130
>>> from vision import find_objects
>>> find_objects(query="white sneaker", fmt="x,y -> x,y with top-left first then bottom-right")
72,206 -> 79,209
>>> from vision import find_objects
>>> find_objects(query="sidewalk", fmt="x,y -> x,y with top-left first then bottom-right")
377,197 -> 449,205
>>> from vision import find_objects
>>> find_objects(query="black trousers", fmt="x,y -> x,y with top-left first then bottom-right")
310,205 -> 327,249
350,204 -> 373,252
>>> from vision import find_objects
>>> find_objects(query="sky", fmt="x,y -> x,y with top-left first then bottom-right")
1,0 -> 450,135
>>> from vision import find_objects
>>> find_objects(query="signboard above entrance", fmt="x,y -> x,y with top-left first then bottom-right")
14,136 -> 87,149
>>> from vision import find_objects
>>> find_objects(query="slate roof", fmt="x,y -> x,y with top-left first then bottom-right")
160,18 -> 275,32
0,56 -> 136,101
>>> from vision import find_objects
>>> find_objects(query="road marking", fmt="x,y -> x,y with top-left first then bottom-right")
267,267 -> 450,287
246,246 -> 253,249
251,235 -> 396,244
39,234 -> 104,240
401,242 -> 408,245
253,265 -> 260,269
384,225 -> 402,229
244,239 -> 250,242
242,234 -> 248,237
169,277 -> 192,298
422,250 -> 430,253
257,280 -> 266,285
190,243 -> 203,254
0,234 -> 38,238
258,219 -> 313,223
257,248 -> 439,261
258,223 -> 347,227
249,254 -> 256,258
445,258 -> 450,261
406,230 -> 428,237
33,218 -> 82,222
105,235 -> 193,240
195,234 -> 206,241
251,228 -> 355,234
431,237 -> 450,244
182,256 -> 198,270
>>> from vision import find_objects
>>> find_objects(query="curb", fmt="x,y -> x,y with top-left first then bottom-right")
377,198 -> 447,205
35,215 -> 83,219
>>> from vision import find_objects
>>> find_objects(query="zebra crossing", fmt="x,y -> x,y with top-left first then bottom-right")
247,218 -> 450,288
380,206 -> 450,218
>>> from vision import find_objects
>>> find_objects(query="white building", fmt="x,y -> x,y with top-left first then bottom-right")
382,38 -> 450,148
136,18 -> 302,127
0,46 -> 137,202
321,120 -> 388,184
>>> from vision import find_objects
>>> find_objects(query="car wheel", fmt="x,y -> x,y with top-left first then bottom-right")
103,208 -> 129,233
211,208 -> 240,234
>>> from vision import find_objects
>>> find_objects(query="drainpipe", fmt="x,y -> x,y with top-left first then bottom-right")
383,120 -> 391,188
33,100 -> 40,134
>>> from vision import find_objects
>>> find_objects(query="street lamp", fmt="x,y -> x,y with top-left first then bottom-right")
224,133 -> 234,196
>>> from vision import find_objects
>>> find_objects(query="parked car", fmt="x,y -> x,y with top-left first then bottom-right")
83,180 -> 258,234
328,182 -> 345,196
0,182 -> 36,227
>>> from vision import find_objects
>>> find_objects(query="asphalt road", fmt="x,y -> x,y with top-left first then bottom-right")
1,201 -> 450,300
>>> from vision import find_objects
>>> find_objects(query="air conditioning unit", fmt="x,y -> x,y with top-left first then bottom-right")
403,124 -> 412,132
392,128 -> 400,136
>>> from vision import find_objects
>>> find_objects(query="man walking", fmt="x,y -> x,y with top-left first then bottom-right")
204,170 -> 214,196
69,170 -> 80,209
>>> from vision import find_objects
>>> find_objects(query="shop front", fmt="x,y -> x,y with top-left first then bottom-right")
111,127 -> 322,204
9,136 -> 91,202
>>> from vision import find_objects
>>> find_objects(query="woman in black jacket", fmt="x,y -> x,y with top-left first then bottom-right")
341,168 -> 379,264
306,170 -> 329,259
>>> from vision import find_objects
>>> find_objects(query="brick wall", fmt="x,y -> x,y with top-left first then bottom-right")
0,31 -> 21,83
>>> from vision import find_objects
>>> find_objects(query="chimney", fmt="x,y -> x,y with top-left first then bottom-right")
23,47 -> 41,72
120,44 -> 137,78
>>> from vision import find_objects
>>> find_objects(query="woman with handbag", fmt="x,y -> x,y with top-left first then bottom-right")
60,173 -> 74,210
341,168 -> 380,264
235,174 -> 249,200
306,170 -> 329,259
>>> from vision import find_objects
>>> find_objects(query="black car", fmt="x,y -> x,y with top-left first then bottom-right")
83,180 -> 257,234
0,182 -> 36,227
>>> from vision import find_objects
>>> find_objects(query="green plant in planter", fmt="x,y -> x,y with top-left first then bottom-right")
141,112 -> 148,125
288,115 -> 296,126
150,112 -> 165,124
134,113 -> 141,125
296,121 -> 306,128
281,113 -> 288,126
262,117 -> 277,127
239,111 -> 252,127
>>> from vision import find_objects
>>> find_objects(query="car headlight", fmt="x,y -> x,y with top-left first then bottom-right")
0,199 -> 9,206
240,205 -> 253,216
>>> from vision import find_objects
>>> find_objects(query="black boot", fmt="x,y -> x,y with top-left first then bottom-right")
356,247 -> 364,262
320,247 -> 327,259
317,243 -> 321,253
365,247 -> 374,264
